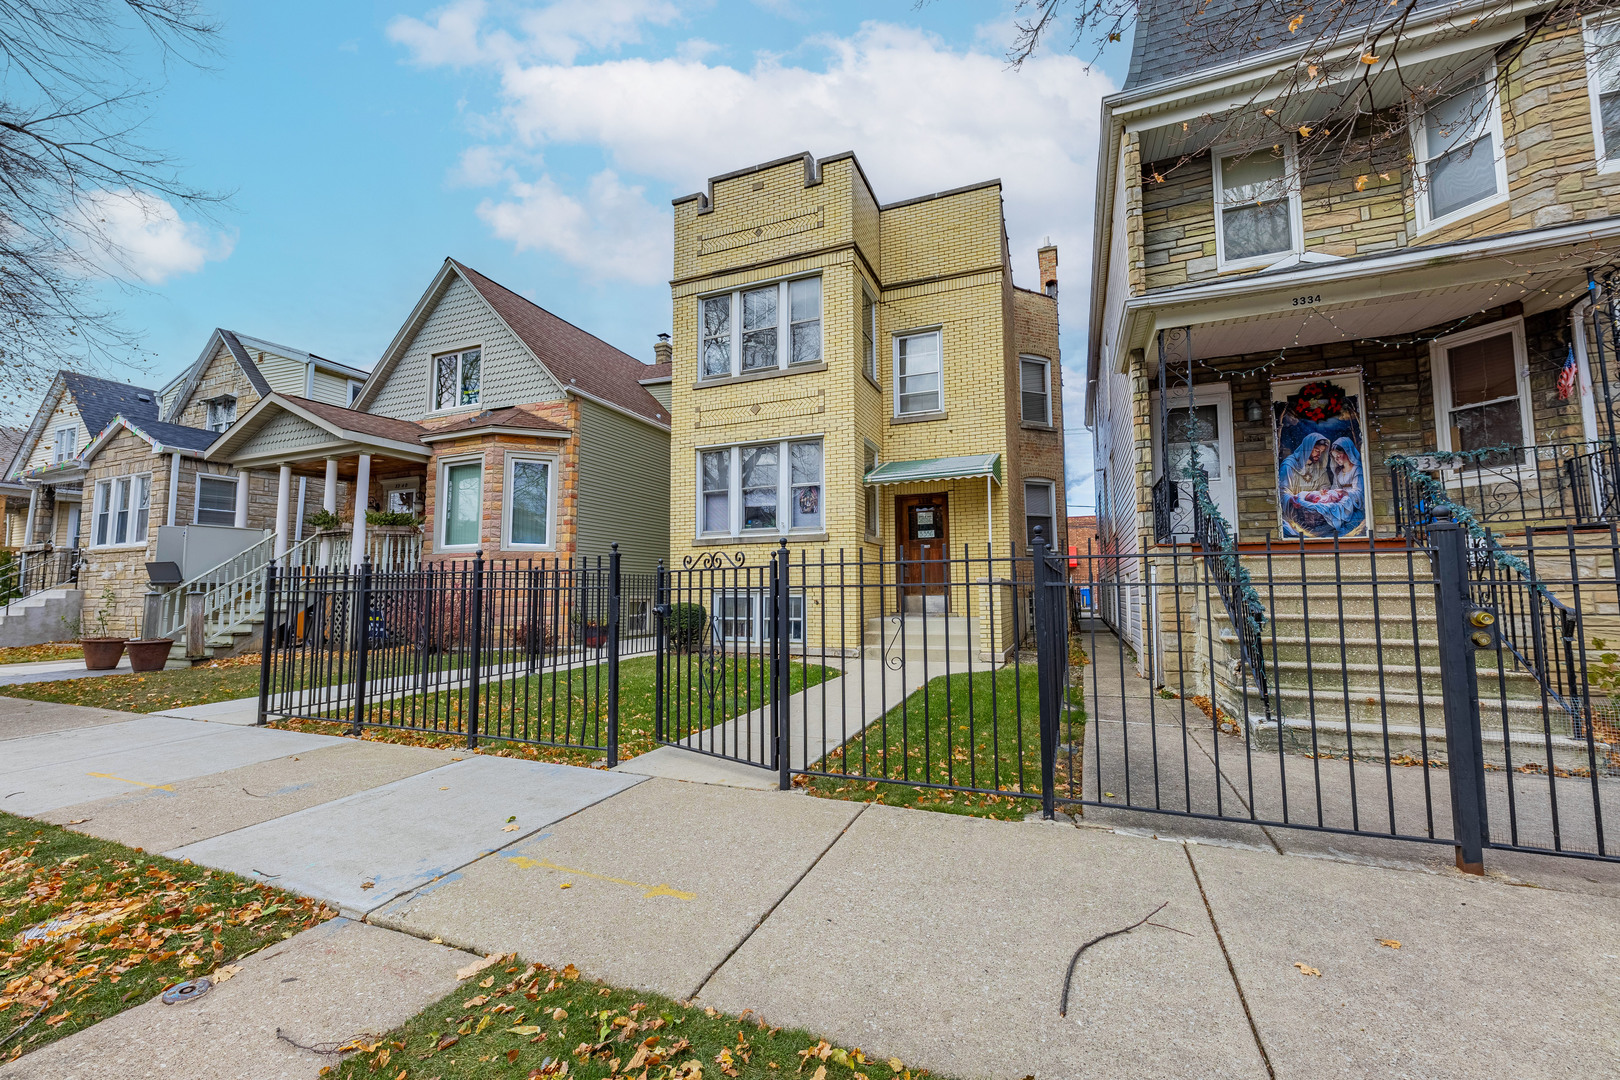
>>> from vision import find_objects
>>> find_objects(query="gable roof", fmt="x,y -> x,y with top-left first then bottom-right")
639,362 -> 671,384
3,371 -> 159,483
205,393 -> 432,468
162,327 -> 365,425
450,261 -> 668,426
233,332 -> 371,382
421,405 -> 572,442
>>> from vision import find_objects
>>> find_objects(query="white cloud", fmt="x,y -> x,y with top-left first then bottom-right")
78,189 -> 233,285
477,169 -> 671,284
389,0 -> 490,66
390,0 -> 680,66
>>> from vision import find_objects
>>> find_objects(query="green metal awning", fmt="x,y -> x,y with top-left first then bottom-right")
864,453 -> 1002,486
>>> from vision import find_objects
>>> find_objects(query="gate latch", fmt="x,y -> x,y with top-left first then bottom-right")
1466,606 -> 1497,649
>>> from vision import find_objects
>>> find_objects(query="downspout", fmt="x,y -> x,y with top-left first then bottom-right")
167,452 -> 181,527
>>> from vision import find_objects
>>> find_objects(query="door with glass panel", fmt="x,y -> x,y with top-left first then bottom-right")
896,493 -> 950,613
1150,385 -> 1236,543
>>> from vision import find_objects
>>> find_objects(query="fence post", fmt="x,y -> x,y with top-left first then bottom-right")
1031,526 -> 1063,821
351,558 -> 372,737
773,540 -> 791,791
257,562 -> 276,727
654,559 -> 667,744
1430,508 -> 1489,875
468,552 -> 484,750
605,543 -> 622,768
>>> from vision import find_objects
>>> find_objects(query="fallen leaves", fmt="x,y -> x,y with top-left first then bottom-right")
1294,962 -> 1322,977
1378,939 -> 1401,950
502,823 -> 522,833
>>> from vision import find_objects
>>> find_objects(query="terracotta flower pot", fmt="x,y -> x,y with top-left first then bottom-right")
82,637 -> 127,671
126,638 -> 175,673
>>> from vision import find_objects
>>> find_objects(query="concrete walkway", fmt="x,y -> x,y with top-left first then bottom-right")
2,700 -> 1617,1079
0,655 -> 132,686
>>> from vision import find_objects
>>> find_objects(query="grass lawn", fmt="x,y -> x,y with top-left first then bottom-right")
802,663 -> 1086,822
326,953 -> 939,1080
0,812 -> 335,1063
0,653 -> 265,713
267,655 -> 836,767
0,642 -> 83,665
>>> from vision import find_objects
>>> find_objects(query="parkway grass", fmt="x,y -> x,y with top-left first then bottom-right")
324,953 -> 942,1080
0,812 -> 335,1063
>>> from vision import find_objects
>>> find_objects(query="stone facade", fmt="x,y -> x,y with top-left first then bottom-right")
174,343 -> 261,431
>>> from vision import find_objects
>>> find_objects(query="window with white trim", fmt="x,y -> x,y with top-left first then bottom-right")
504,454 -> 554,549
1213,144 -> 1299,267
433,348 -> 481,411
1585,17 -> 1620,168
697,439 -> 823,537
195,474 -> 238,526
1020,356 -> 1052,425
348,381 -> 364,406
1431,320 -> 1531,465
894,330 -> 942,417
205,396 -> 237,434
1414,68 -> 1506,227
92,474 -> 150,547
699,276 -> 822,379
1025,480 -> 1056,548
863,442 -> 879,538
383,477 -> 420,516
438,456 -> 483,548
860,288 -> 878,383
52,426 -> 76,463
710,590 -> 806,644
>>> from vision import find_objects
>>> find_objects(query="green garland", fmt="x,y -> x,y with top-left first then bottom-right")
1384,450 -> 1543,591
1186,460 -> 1267,636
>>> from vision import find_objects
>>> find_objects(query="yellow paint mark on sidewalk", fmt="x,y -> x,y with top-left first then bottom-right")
85,773 -> 174,791
506,855 -> 694,900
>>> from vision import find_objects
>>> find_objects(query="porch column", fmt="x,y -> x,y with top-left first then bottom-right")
234,470 -> 251,528
319,458 -> 338,568
350,453 -> 370,567
22,487 -> 39,547
274,465 -> 292,559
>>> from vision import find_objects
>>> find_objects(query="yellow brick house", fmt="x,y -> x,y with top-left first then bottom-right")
668,151 -> 1064,655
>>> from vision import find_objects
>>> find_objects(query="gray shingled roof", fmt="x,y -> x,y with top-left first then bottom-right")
135,418 -> 220,453
61,372 -> 159,438
1124,0 -> 1450,90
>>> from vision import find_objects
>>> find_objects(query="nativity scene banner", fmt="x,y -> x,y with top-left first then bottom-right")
1272,370 -> 1371,540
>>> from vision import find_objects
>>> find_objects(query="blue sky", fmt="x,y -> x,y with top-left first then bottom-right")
66,0 -> 1128,511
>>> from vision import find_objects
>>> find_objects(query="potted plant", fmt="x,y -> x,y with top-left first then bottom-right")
125,634 -> 175,672
81,586 -> 128,670
306,508 -> 343,532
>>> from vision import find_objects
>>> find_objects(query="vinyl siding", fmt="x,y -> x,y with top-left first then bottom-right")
573,398 -> 669,573
310,368 -> 355,407
642,381 -> 672,410
254,351 -> 307,396
369,274 -> 564,421
25,396 -> 89,472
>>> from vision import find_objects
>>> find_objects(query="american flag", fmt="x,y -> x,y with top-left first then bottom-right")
1559,345 -> 1579,402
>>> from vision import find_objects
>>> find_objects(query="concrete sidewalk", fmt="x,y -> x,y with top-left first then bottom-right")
5,700 -> 1619,1079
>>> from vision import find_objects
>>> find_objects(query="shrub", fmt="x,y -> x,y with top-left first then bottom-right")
306,508 -> 343,532
666,602 -> 708,652
365,510 -> 420,527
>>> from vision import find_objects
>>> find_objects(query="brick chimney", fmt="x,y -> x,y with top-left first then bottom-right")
1038,239 -> 1058,299
654,332 -> 672,366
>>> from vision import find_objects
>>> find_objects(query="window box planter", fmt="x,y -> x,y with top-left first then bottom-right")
126,638 -> 175,672
81,637 -> 127,671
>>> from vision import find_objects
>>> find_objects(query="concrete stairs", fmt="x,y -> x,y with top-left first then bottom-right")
864,614 -> 979,668
0,587 -> 82,648
1202,551 -> 1608,771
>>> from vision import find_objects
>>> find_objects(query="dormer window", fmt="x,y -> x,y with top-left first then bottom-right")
206,396 -> 237,433
434,348 -> 481,410
1213,143 -> 1300,269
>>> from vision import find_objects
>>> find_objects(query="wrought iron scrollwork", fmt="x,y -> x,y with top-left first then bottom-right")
682,550 -> 747,570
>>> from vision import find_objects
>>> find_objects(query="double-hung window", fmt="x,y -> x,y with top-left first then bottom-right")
1025,480 -> 1056,548
92,474 -> 150,547
697,439 -> 823,537
1213,145 -> 1298,268
860,289 -> 878,384
1414,68 -> 1506,228
439,456 -> 483,549
504,454 -> 554,549
894,330 -> 943,417
433,348 -> 482,411
710,590 -> 805,645
1020,356 -> 1052,425
195,474 -> 238,526
205,397 -> 237,434
699,276 -> 822,379
52,427 -> 76,463
1585,18 -> 1620,168
1431,320 -> 1531,466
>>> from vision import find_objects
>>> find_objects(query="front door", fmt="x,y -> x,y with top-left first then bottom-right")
1150,384 -> 1237,542
896,493 -> 949,613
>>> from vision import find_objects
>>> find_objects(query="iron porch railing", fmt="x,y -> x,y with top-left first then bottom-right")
1390,439 -> 1620,539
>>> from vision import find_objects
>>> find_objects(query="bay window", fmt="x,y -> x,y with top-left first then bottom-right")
433,348 -> 482,411
504,454 -> 554,549
1415,68 -> 1506,227
894,330 -> 942,417
195,474 -> 238,526
698,438 -> 823,537
92,474 -> 150,548
1213,144 -> 1298,268
699,275 -> 822,379
439,457 -> 483,548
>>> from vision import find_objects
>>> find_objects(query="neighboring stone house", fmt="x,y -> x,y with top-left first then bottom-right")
665,150 -> 1063,650
0,426 -> 28,547
206,258 -> 671,576
1089,3 -> 1620,658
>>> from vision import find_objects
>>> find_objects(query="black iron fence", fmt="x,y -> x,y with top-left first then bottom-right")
0,549 -> 79,606
257,526 -> 1618,869
1390,439 -> 1620,537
